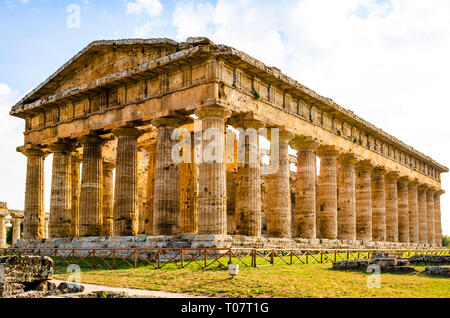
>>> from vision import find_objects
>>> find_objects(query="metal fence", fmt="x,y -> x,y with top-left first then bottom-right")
1,247 -> 449,270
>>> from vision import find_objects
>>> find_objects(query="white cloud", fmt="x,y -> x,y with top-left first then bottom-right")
126,0 -> 163,18
172,0 -> 450,235
0,83 -> 27,210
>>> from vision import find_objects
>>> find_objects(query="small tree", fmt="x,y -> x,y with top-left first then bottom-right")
442,235 -> 450,247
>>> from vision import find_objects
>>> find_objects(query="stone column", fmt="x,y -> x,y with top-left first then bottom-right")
180,131 -> 199,234
70,155 -> 81,237
355,160 -> 374,241
102,161 -> 115,236
49,143 -> 75,238
371,167 -> 387,242
0,214 -> 6,248
267,129 -> 295,238
21,148 -> 46,239
151,117 -> 185,235
112,127 -> 143,236
144,141 -> 156,235
232,115 -> 264,237
426,188 -> 435,245
316,145 -> 340,240
195,105 -> 232,235
417,185 -> 428,244
79,135 -> 104,237
385,172 -> 399,242
408,181 -> 420,243
137,149 -> 148,234
12,215 -> 22,244
434,190 -> 444,246
226,130 -> 237,235
397,177 -> 410,243
337,153 -> 358,241
290,136 -> 320,239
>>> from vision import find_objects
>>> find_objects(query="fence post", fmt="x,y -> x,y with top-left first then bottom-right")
113,250 -> 116,269
157,250 -> 161,269
92,249 -> 96,268
180,249 -> 184,268
134,250 -> 137,268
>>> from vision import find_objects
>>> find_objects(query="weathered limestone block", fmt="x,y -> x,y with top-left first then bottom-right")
21,148 -> 46,239
332,259 -> 369,270
397,177 -> 409,243
434,190 -> 444,246
0,256 -> 53,284
70,155 -> 81,238
267,130 -> 295,238
290,136 -> 320,239
317,145 -> 340,240
426,188 -> 435,245
49,143 -> 75,238
337,153 -> 358,241
226,129 -> 237,235
385,171 -> 399,242
417,185 -> 428,244
151,117 -> 184,235
137,149 -> 149,234
232,115 -> 264,237
371,167 -> 387,242
355,160 -> 374,241
11,215 -> 21,244
79,135 -> 104,237
408,255 -> 450,264
408,181 -> 420,243
195,106 -> 231,235
425,266 -> 450,277
112,127 -> 143,236
102,161 -> 115,236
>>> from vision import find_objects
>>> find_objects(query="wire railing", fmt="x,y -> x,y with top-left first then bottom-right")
0,247 -> 448,270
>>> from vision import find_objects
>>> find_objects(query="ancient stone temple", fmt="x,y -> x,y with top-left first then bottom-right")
9,37 -> 447,249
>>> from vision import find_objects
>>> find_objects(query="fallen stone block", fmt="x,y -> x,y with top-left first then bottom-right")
388,266 -> 417,274
425,266 -> 450,277
371,258 -> 397,268
0,255 -> 53,284
408,255 -> 450,264
332,259 -> 369,270
57,282 -> 85,294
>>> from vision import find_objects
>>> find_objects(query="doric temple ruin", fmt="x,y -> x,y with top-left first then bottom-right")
8,37 -> 447,250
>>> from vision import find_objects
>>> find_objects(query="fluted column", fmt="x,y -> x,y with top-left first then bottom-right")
290,136 -> 320,238
112,127 -> 143,236
44,216 -> 49,239
371,167 -> 387,242
49,143 -> 75,238
385,172 -> 399,242
417,185 -> 428,244
79,135 -> 104,237
195,106 -> 231,235
267,130 -> 295,238
434,190 -> 444,246
337,153 -> 358,241
102,161 -> 115,236
316,145 -> 340,239
226,130 -> 237,235
355,160 -> 374,241
12,215 -> 22,244
21,148 -> 46,239
151,117 -> 185,235
70,155 -> 81,237
232,115 -> 264,237
180,131 -> 199,234
144,141 -> 156,235
426,188 -> 436,245
0,214 -> 6,248
397,177 -> 410,243
408,181 -> 420,243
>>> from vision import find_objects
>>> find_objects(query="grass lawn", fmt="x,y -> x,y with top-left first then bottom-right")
54,262 -> 450,298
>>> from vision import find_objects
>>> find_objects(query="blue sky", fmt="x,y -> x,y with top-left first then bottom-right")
1,0 -> 449,234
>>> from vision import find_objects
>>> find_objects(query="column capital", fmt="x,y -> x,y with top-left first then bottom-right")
338,152 -> 359,165
435,189 -> 445,196
195,105 -> 232,120
290,135 -> 320,151
151,116 -> 189,128
408,179 -> 420,188
418,183 -> 430,191
78,135 -> 105,145
355,159 -> 375,171
316,145 -> 340,159
103,160 -> 116,171
228,112 -> 265,129
48,142 -> 77,153
385,171 -> 400,180
371,166 -> 388,176
112,127 -> 144,138
19,145 -> 47,158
